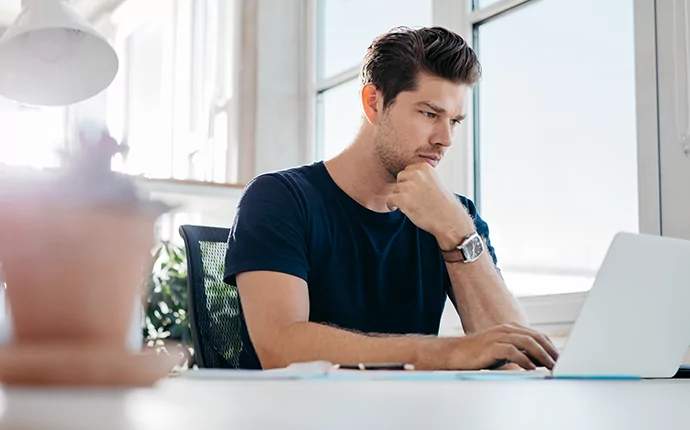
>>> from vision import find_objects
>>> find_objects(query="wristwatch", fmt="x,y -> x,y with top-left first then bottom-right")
440,232 -> 485,263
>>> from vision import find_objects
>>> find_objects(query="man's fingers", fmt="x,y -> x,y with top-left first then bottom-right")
502,334 -> 556,369
396,163 -> 429,182
541,334 -> 559,360
495,344 -> 536,370
386,184 -> 407,211
385,194 -> 399,212
526,330 -> 559,362
497,324 -> 559,362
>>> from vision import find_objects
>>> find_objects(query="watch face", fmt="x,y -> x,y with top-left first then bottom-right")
464,235 -> 484,261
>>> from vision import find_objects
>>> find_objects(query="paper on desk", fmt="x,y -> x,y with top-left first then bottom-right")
179,363 -> 552,381
178,361 -> 333,380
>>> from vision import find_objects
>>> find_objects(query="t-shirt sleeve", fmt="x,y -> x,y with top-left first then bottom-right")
223,174 -> 309,286
457,195 -> 499,267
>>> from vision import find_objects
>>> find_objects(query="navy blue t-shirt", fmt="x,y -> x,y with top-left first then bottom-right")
223,161 -> 498,369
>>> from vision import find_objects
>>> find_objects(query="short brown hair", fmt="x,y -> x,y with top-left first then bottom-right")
360,26 -> 481,109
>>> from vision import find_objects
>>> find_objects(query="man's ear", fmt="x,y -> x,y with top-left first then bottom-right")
361,83 -> 384,125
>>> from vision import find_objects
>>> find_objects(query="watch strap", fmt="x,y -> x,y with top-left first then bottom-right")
440,232 -> 482,263
440,247 -> 466,263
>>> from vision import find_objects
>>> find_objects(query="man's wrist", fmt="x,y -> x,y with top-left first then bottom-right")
432,203 -> 476,250
435,222 -> 476,251
413,337 -> 455,370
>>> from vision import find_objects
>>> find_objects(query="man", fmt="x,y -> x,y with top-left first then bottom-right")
224,26 -> 558,370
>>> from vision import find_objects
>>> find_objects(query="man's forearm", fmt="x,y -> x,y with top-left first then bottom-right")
258,321 -> 447,370
447,252 -> 528,334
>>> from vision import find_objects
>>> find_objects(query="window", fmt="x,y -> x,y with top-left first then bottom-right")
95,0 -> 243,248
318,0 -> 433,79
107,0 -> 237,183
472,0 -> 639,296
313,0 -> 641,298
0,98 -> 67,169
315,0 -> 433,159
317,78 -> 362,160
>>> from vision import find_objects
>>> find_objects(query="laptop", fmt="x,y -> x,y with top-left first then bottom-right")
547,232 -> 690,379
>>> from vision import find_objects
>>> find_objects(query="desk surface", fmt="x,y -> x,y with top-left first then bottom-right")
0,378 -> 688,430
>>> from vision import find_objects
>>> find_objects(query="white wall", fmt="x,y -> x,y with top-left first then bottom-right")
139,179 -> 243,243
252,0 -> 312,178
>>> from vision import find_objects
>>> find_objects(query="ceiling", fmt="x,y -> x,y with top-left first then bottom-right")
0,2 -> 21,26
0,0 -> 123,28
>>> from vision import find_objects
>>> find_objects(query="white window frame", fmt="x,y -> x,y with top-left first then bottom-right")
105,0 -> 242,184
312,0 -> 360,161
307,0 -> 663,335
655,0 -> 690,241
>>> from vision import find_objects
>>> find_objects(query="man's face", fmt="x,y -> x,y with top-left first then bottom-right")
372,74 -> 469,178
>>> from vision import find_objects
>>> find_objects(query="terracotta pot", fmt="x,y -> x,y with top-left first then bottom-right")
0,198 -> 157,349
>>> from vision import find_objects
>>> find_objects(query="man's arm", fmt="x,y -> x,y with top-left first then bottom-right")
385,163 -> 528,334
438,231 -> 528,334
237,270 -> 556,370
237,271 -> 442,370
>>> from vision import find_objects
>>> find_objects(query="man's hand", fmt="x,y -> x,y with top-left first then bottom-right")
442,324 -> 560,370
386,163 -> 473,249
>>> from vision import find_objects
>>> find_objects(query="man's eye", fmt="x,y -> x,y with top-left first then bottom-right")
451,119 -> 461,126
421,111 -> 437,119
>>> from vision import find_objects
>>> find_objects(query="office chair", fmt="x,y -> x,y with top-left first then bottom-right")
179,225 -> 242,368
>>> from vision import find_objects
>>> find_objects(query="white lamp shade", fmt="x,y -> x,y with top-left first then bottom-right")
0,0 -> 119,106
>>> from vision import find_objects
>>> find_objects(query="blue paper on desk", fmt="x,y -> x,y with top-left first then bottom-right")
325,370 -> 548,381
551,374 -> 641,380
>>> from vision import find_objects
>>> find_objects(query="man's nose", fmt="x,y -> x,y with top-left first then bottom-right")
431,123 -> 453,147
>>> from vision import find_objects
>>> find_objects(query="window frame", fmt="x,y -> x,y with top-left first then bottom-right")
313,0 -> 362,160
106,0 -> 241,184
655,0 -> 690,241
308,0 -> 663,334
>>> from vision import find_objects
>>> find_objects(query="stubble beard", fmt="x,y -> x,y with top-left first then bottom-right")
373,115 -> 408,181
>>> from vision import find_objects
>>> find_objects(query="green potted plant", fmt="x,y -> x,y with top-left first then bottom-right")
142,241 -> 195,368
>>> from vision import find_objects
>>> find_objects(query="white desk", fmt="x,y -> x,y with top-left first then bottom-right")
0,378 -> 688,429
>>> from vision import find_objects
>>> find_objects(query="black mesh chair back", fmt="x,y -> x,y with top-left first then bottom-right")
179,225 -> 242,368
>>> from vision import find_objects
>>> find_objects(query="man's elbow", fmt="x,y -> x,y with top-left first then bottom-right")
256,349 -> 290,370
251,324 -> 300,370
